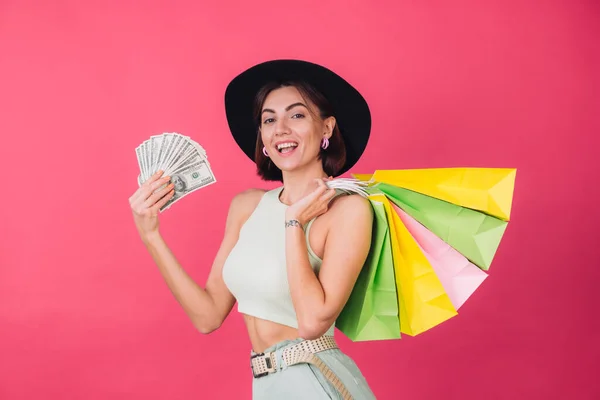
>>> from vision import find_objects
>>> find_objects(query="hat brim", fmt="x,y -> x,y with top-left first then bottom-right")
224,59 -> 371,177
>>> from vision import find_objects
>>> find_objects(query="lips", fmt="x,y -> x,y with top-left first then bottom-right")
275,141 -> 298,154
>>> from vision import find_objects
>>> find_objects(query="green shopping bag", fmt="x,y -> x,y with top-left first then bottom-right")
378,183 -> 508,271
336,198 -> 401,341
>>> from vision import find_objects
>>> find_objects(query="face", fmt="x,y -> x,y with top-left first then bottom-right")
260,86 -> 334,173
172,175 -> 185,191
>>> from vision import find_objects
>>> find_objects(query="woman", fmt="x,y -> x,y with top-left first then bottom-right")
128,59 -> 377,399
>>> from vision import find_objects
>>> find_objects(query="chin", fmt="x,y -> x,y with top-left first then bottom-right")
276,156 -> 321,174
277,163 -> 302,173
273,157 -> 301,171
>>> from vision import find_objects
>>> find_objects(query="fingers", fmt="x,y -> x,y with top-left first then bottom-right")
143,182 -> 175,209
316,178 -> 331,190
319,187 -> 336,203
151,188 -> 175,212
311,178 -> 334,209
317,176 -> 334,191
310,179 -> 333,200
130,171 -> 163,203
149,176 -> 172,194
307,179 -> 327,198
128,170 -> 173,227
146,170 -> 165,185
130,175 -> 171,206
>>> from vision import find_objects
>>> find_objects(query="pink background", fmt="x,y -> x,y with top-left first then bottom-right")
1,1 -> 598,399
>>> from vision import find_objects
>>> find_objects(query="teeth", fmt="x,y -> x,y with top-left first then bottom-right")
276,143 -> 298,150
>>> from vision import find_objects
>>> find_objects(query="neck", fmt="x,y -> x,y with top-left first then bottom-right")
279,160 -> 328,205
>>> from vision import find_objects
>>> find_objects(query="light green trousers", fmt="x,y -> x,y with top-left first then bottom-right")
251,338 -> 377,399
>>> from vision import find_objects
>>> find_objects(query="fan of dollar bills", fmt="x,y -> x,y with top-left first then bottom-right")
135,132 -> 217,211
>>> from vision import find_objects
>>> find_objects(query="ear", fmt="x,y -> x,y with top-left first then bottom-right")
323,116 -> 336,139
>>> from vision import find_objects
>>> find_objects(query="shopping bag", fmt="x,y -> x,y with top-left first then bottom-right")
336,197 -> 401,341
393,204 -> 488,310
369,168 -> 516,221
379,183 -> 508,271
332,167 -> 517,340
379,195 -> 458,336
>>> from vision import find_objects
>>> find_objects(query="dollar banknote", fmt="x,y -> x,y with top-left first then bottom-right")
135,132 -> 216,211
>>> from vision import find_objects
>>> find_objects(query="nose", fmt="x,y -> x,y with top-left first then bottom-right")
274,118 -> 291,136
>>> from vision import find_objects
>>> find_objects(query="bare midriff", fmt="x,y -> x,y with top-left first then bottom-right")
243,314 -> 300,353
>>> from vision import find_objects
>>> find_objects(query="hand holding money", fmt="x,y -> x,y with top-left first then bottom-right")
129,170 -> 175,241
134,132 -> 217,212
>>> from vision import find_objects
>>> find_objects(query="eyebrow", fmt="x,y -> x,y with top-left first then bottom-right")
261,102 -> 308,115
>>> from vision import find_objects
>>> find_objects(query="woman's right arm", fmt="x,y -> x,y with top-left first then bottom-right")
129,170 -> 263,334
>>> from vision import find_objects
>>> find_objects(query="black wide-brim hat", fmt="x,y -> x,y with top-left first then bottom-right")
224,59 -> 371,176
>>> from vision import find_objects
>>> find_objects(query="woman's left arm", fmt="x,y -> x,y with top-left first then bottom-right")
286,193 -> 373,340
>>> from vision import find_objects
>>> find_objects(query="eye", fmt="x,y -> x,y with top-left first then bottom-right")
263,118 -> 275,124
291,113 -> 305,119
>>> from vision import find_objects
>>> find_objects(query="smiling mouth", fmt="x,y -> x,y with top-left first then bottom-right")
276,142 -> 298,154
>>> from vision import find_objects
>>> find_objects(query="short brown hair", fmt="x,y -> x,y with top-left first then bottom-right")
252,81 -> 346,182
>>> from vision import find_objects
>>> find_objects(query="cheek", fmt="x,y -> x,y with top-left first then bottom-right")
307,126 -> 324,147
296,123 -> 321,142
260,129 -> 270,144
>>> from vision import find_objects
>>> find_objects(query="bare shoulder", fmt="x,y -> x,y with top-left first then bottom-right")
231,188 -> 266,209
227,188 -> 267,226
326,193 -> 374,237
329,193 -> 373,222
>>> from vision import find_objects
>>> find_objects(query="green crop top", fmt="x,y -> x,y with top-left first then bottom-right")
222,186 -> 336,336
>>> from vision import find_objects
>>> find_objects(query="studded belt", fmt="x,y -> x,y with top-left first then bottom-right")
250,335 -> 353,399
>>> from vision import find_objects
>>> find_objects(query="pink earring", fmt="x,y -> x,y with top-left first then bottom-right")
321,137 -> 329,150
262,146 -> 269,157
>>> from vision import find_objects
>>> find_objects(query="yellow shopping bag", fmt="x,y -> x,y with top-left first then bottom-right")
374,194 -> 458,336
367,168 -> 517,221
